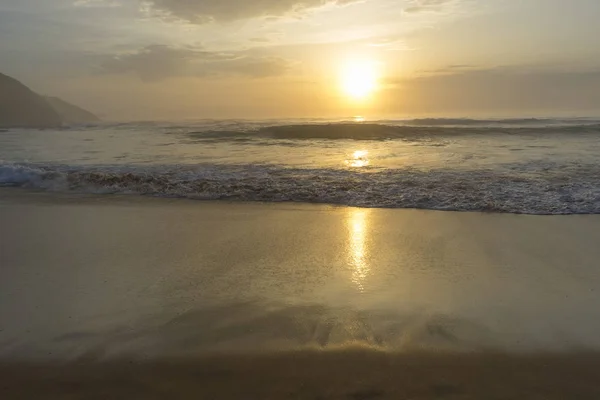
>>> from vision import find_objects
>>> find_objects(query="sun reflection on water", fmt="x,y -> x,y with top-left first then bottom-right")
347,150 -> 370,168
347,208 -> 371,292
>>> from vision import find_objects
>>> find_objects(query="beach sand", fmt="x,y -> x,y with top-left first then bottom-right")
2,352 -> 600,399
1,188 -> 600,398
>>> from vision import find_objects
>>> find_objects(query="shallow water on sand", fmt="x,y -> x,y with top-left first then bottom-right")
2,192 -> 600,361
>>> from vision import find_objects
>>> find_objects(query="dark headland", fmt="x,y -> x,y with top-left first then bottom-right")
0,72 -> 99,128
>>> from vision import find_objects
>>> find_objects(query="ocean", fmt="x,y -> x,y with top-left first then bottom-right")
1,117 -> 600,214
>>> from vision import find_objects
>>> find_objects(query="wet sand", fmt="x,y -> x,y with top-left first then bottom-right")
2,351 -> 600,399
2,189 -> 600,398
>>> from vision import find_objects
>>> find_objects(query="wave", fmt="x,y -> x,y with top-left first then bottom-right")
180,122 -> 600,142
145,117 -> 600,129
7,119 -> 600,140
389,117 -> 600,126
2,161 -> 600,214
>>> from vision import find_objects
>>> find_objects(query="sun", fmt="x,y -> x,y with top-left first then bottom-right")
340,60 -> 379,100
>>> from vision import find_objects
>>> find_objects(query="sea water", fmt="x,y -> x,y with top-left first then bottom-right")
2,118 -> 599,213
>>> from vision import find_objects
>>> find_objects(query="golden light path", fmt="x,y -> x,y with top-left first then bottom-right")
347,149 -> 370,168
347,207 -> 371,292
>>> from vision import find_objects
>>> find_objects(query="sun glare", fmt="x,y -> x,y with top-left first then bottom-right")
346,150 -> 369,168
340,60 -> 379,100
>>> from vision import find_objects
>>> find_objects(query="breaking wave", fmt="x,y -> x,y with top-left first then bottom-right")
2,161 -> 599,214
176,122 -> 600,142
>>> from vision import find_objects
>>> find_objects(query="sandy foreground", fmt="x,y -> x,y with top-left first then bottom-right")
1,188 -> 600,398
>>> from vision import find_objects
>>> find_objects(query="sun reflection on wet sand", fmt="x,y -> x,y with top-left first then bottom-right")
347,208 -> 371,292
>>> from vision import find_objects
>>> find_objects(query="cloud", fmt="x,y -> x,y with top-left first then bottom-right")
73,0 -> 121,7
366,36 -> 410,51
141,0 -> 357,23
403,0 -> 454,13
385,66 -> 600,113
249,37 -> 271,43
99,45 -> 293,81
421,64 -> 477,74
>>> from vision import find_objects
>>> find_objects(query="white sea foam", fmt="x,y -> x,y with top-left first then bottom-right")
2,161 -> 599,214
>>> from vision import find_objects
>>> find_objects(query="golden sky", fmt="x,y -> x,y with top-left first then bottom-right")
2,0 -> 600,119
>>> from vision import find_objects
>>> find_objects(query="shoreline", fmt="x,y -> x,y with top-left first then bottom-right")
3,186 -> 600,216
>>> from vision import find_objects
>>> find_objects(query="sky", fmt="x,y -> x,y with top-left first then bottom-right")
1,0 -> 599,120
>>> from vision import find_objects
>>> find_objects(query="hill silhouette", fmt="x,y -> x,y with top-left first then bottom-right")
44,96 -> 100,124
0,73 -> 62,128
0,73 -> 99,128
